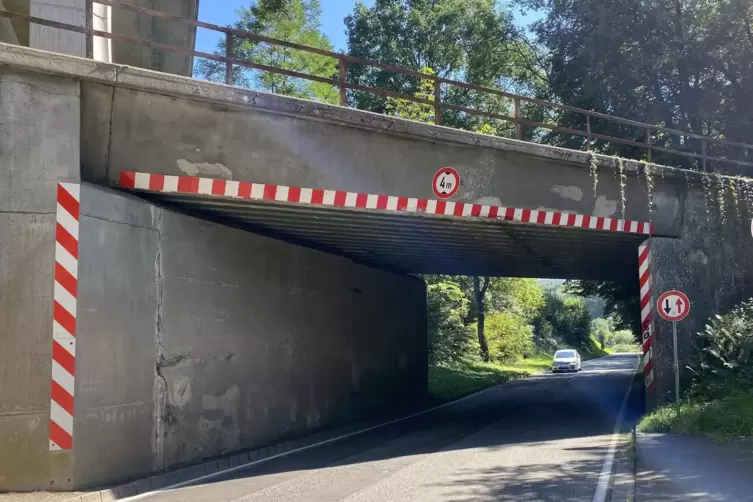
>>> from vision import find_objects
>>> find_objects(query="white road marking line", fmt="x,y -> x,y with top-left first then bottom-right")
120,379 -> 507,501
592,358 -> 638,502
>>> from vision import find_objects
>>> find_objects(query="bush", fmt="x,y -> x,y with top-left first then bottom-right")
485,311 -> 535,363
427,282 -> 476,365
686,298 -> 753,400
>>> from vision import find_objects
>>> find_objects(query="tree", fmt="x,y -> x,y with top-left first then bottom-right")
473,276 -> 492,361
195,0 -> 338,103
566,280 -> 640,342
345,0 -> 548,135
385,67 -> 437,124
517,0 -> 753,166
426,281 -> 475,364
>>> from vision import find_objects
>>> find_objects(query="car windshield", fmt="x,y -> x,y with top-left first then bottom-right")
555,350 -> 576,359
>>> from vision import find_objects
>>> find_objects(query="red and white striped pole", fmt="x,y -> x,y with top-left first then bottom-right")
50,183 -> 79,451
638,240 -> 654,389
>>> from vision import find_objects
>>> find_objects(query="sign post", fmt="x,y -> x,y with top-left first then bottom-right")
657,290 -> 690,405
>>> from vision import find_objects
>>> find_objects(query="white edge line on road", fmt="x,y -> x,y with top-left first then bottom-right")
592,358 -> 638,502
121,378 -> 513,501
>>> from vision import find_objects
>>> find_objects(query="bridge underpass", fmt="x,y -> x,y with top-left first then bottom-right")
3,43 -> 753,495
120,172 -> 653,281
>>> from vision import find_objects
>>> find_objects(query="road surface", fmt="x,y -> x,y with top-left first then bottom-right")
136,354 -> 641,502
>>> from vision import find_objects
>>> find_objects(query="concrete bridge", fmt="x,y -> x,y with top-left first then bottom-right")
2,41 -> 753,492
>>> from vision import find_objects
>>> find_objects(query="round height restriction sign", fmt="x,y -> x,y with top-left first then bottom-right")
657,290 -> 690,322
432,167 -> 460,199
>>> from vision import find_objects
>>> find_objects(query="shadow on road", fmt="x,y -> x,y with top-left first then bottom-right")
151,354 -> 642,500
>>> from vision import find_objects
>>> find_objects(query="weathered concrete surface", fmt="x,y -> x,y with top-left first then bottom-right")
647,182 -> 753,406
0,68 -> 80,490
111,0 -> 199,77
73,185 -> 161,488
0,1 -> 198,75
68,186 -> 427,489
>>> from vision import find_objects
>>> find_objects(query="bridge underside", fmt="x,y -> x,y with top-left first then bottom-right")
121,173 -> 650,281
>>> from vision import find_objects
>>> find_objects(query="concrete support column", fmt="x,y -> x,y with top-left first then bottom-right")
92,2 -> 111,62
0,69 -> 81,491
29,0 -> 86,56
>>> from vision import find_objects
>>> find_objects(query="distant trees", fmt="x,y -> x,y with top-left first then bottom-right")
195,0 -> 338,103
425,276 -> 605,365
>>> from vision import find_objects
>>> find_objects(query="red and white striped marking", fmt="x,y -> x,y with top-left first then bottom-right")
119,172 -> 654,235
638,240 -> 654,389
50,183 -> 79,451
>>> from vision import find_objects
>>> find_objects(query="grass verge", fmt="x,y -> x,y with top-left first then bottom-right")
638,393 -> 753,441
429,356 -> 552,401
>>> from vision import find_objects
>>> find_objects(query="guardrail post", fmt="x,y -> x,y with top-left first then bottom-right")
339,57 -> 348,107
85,0 -> 93,58
586,115 -> 591,151
434,78 -> 442,125
646,127 -> 652,163
225,33 -> 234,85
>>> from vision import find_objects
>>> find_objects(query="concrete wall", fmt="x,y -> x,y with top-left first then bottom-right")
71,185 -> 427,489
2,0 -> 198,75
646,183 -> 753,407
80,82 -> 664,232
0,68 -> 80,490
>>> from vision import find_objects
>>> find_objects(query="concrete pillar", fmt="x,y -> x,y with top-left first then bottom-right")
645,182 -> 753,408
29,0 -> 86,56
0,68 -> 81,491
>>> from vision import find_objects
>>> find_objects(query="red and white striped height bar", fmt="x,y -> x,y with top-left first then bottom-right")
638,240 -> 654,389
50,182 -> 79,451
119,172 -> 654,235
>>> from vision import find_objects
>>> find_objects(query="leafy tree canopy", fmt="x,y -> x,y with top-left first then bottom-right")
196,0 -> 338,103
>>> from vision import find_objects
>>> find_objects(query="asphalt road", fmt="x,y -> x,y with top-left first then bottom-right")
138,354 -> 641,502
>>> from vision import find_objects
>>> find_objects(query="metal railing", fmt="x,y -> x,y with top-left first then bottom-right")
2,0 -> 752,172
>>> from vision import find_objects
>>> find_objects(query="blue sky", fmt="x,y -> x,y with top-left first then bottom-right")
196,1 -> 540,55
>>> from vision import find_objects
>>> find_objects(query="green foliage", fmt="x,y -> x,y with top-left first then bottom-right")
566,280 -> 640,341
638,393 -> 753,441
517,0 -> 753,166
542,287 -> 592,349
426,281 -> 476,365
195,0 -> 338,103
345,0 -> 548,133
686,298 -> 753,400
385,67 -> 437,123
484,311 -> 535,363
640,298 -> 753,440
428,357 -> 552,400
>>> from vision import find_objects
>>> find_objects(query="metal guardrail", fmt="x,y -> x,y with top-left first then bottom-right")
2,0 -> 752,172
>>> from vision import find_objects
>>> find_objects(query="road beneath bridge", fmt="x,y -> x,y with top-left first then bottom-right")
132,354 -> 641,502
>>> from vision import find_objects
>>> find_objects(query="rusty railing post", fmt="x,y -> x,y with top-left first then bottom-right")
514,97 -> 522,140
339,57 -> 348,107
434,78 -> 442,125
646,127 -> 652,163
224,33 -> 234,85
586,115 -> 591,151
85,0 -> 93,58
701,139 -> 707,171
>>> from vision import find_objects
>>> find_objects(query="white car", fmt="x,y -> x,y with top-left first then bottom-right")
552,349 -> 582,373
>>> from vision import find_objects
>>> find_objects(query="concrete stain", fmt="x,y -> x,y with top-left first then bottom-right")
197,384 -> 241,453
551,184 -> 584,202
593,195 -> 618,217
176,159 -> 233,180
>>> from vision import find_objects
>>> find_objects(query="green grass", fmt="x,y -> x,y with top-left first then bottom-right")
428,355 -> 552,401
638,393 -> 753,441
610,344 -> 642,353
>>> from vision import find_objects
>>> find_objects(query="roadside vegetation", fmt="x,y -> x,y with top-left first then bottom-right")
425,276 -> 632,399
639,298 -> 753,440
